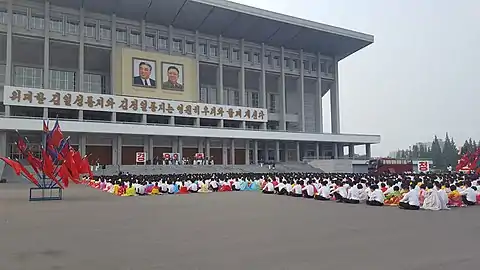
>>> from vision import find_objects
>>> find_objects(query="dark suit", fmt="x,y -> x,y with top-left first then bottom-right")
133,76 -> 156,87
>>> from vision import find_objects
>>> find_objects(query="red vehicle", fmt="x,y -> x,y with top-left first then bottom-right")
368,158 -> 413,174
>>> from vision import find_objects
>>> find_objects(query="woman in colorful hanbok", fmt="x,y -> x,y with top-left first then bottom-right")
447,185 -> 464,207
122,183 -> 136,197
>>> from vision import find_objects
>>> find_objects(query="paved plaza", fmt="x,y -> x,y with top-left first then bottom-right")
1,184 -> 479,270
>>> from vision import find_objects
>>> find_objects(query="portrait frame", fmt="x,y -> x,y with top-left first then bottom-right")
161,62 -> 185,92
132,58 -> 157,89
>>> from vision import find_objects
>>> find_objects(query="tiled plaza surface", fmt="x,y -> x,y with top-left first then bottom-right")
1,183 -> 479,270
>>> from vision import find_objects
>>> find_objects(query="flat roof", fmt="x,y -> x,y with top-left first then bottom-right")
33,0 -> 374,59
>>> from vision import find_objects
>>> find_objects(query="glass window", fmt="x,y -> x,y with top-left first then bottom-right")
14,66 -> 43,88
116,29 -> 127,42
84,24 -> 96,38
265,54 -> 271,65
13,12 -> 28,27
50,18 -> 63,33
158,37 -> 168,49
30,15 -> 44,30
210,45 -> 218,56
251,92 -> 259,108
273,56 -> 280,67
292,59 -> 299,69
0,11 -> 7,24
253,53 -> 260,64
222,47 -> 229,59
244,91 -> 249,106
0,64 -> 6,85
233,90 -> 240,106
269,94 -> 277,113
312,62 -> 317,72
320,61 -> 326,73
130,32 -> 141,45
232,49 -> 240,61
303,60 -> 309,71
244,52 -> 251,62
100,26 -> 111,40
200,87 -> 208,103
49,70 -> 75,91
186,41 -> 195,53
67,21 -> 79,35
84,73 -> 105,94
173,39 -> 182,52
284,58 -> 289,68
328,63 -> 334,74
199,43 -> 207,55
145,34 -> 155,47
223,89 -> 228,105
208,87 -> 217,104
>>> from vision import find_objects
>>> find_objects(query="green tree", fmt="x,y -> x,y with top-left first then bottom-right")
431,135 -> 444,169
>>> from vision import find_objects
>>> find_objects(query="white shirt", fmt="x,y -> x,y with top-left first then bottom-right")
347,187 -> 361,200
334,185 -> 348,198
142,78 -> 152,86
286,184 -> 293,193
234,181 -> 241,190
159,182 -> 168,192
319,186 -> 330,198
461,187 -> 477,203
263,182 -> 274,192
293,184 -> 302,194
369,189 -> 385,203
302,184 -> 315,196
188,183 -> 198,192
400,189 -> 420,206
277,182 -> 286,191
210,181 -> 218,188
167,184 -> 175,193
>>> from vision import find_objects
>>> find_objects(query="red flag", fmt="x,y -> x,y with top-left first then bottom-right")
43,120 -> 49,133
0,157 -> 23,175
26,153 -> 42,175
0,157 -> 39,186
16,135 -> 28,154
42,149 -> 64,189
79,158 -> 94,178
48,120 -> 63,148
58,162 -> 72,188
65,150 -> 80,183
18,162 -> 40,186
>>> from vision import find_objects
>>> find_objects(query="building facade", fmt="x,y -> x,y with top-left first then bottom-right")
0,0 -> 380,165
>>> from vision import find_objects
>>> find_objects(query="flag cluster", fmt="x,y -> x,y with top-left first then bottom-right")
456,148 -> 480,173
0,119 -> 93,188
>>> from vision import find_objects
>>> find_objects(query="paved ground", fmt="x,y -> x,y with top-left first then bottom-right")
1,184 -> 479,270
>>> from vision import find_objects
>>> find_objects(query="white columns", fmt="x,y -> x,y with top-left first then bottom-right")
349,144 -> 355,158
111,112 -> 116,122
230,139 -> 235,165
177,137 -> 183,158
332,143 -> 339,159
275,141 -> 280,162
195,31 -> 201,101
260,43 -> 267,109
79,6 -> 85,92
141,20 -> 146,51
141,114 -> 147,124
205,138 -> 211,158
296,142 -> 301,162
245,140 -> 250,165
217,35 -> 224,104
222,140 -> 228,165
280,47 -> 286,131
79,134 -> 87,157
110,14 -> 117,94
253,140 -> 259,164
143,136 -> 149,158
240,39 -> 246,106
197,138 -> 204,153
112,136 -> 121,165
316,53 -> 324,133
5,0 -> 13,86
148,136 -> 154,162
263,142 -> 269,162
78,110 -> 84,121
43,1 -> 50,88
315,142 -> 320,159
366,144 -> 372,159
0,132 -> 7,157
331,58 -> 340,134
299,49 -> 305,132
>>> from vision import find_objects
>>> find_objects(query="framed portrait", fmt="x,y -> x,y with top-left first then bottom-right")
161,62 -> 184,91
132,58 -> 157,88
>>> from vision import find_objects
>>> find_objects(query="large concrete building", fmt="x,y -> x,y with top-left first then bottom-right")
0,0 -> 380,166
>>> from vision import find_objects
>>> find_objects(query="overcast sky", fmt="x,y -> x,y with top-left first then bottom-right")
233,0 -> 480,156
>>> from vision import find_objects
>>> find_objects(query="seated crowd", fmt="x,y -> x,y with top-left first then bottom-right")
85,172 -> 480,210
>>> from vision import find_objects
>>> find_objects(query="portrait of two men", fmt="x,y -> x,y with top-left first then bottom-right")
132,58 -> 184,91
